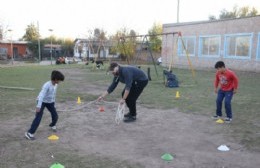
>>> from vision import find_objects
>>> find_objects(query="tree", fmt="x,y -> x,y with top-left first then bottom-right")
209,5 -> 259,20
110,28 -> 138,62
22,23 -> 41,58
61,38 -> 74,57
89,28 -> 107,58
39,36 -> 72,59
239,6 -> 258,17
27,39 -> 43,59
219,6 -> 238,19
94,28 -> 100,40
248,7 -> 258,16
148,22 -> 162,52
208,15 -> 217,21
0,21 -> 9,40
0,25 -> 3,40
93,28 -> 107,40
129,29 -> 137,37
22,23 -> 40,41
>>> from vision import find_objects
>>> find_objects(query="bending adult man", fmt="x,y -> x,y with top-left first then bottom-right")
98,62 -> 148,122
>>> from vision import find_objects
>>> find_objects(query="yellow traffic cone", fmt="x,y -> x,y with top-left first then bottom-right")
77,97 -> 81,104
175,91 -> 180,99
216,118 -> 224,124
48,134 -> 59,141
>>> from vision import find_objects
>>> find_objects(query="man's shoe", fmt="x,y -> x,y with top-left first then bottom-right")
212,115 -> 221,120
224,118 -> 232,123
123,116 -> 136,123
25,132 -> 35,140
124,112 -> 131,118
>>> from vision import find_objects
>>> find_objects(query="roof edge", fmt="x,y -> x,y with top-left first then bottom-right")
163,15 -> 260,28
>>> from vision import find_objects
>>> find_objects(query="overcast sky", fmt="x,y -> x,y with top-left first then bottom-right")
1,0 -> 260,40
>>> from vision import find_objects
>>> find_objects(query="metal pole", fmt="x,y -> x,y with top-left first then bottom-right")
10,35 -> 13,65
37,21 -> 41,63
8,29 -> 13,65
48,29 -> 53,65
51,37 -> 52,65
177,0 -> 180,23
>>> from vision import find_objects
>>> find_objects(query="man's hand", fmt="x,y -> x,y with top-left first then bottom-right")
119,99 -> 125,104
97,96 -> 104,101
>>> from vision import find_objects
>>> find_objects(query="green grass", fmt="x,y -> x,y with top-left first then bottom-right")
0,63 -> 259,167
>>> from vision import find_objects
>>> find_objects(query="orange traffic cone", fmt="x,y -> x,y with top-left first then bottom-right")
99,106 -> 104,112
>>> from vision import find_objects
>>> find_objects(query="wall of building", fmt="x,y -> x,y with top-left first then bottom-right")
0,41 -> 28,59
73,39 -> 118,59
162,16 -> 260,72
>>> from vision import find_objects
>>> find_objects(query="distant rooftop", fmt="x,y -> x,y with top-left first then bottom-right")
0,40 -> 28,44
163,15 -> 260,28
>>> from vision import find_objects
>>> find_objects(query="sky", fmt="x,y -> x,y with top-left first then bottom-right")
1,0 -> 260,40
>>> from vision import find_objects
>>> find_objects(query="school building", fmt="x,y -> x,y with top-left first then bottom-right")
162,15 -> 260,72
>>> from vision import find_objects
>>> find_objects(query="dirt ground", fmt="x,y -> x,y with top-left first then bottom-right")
1,68 -> 260,168
54,101 -> 260,168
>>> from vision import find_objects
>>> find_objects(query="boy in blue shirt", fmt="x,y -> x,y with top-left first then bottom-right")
25,70 -> 65,140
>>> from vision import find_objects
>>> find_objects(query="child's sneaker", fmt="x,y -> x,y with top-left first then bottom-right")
50,126 -> 57,132
212,115 -> 221,120
224,118 -> 232,123
25,132 -> 35,140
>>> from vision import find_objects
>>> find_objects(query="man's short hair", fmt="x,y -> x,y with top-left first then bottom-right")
215,61 -> 225,69
109,62 -> 118,71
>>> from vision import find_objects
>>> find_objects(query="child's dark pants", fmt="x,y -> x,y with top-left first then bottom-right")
28,102 -> 58,134
216,89 -> 234,119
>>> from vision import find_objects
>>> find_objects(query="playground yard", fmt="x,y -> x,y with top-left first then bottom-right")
0,63 -> 259,168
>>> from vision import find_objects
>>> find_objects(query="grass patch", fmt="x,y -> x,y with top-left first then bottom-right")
0,63 -> 259,167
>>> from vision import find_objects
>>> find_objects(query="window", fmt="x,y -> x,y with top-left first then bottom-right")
0,47 -> 7,54
0,47 -> 8,58
224,33 -> 252,59
178,36 -> 196,56
257,33 -> 260,60
199,35 -> 221,57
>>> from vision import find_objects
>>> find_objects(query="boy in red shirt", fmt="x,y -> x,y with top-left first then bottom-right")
213,61 -> 239,123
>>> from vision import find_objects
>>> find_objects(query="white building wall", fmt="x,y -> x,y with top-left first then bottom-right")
162,16 -> 260,72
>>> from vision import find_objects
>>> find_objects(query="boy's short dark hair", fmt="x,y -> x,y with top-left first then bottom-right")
109,62 -> 118,71
215,61 -> 225,69
51,70 -> 65,81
